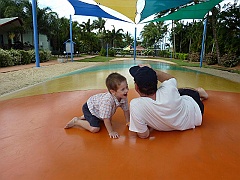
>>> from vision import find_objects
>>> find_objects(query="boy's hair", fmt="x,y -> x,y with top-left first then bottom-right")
106,73 -> 126,92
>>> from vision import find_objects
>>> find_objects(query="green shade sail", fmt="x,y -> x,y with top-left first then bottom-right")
149,0 -> 223,22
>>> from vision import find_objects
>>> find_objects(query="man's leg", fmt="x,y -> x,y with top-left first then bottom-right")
178,88 -> 205,114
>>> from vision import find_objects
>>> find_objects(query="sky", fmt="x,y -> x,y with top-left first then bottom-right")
37,0 -> 237,38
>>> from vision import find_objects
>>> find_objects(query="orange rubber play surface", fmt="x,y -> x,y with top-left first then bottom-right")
0,61 -> 240,179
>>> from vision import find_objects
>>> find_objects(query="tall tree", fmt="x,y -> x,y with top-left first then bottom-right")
211,6 -> 221,64
217,2 -> 240,58
92,17 -> 106,33
105,25 -> 124,48
140,22 -> 167,48
92,17 -> 106,48
123,31 -> 134,47
79,19 -> 99,53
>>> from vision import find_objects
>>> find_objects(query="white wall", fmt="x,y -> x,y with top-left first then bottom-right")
22,31 -> 51,50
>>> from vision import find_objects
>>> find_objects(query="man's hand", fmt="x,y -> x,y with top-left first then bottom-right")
139,64 -> 151,68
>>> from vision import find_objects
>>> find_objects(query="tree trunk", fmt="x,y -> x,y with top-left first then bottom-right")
189,38 -> 192,53
172,20 -> 176,58
212,7 -> 221,65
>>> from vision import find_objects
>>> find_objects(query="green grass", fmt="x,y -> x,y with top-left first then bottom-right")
75,55 -> 240,74
158,58 -> 240,74
163,58 -> 203,67
76,56 -> 115,62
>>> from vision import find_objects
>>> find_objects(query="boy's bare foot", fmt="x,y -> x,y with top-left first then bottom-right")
64,117 -> 78,129
79,115 -> 86,120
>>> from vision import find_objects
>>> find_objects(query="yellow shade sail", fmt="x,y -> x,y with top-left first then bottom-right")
95,0 -> 137,22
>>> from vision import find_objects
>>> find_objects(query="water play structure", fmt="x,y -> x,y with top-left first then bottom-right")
0,60 -> 239,179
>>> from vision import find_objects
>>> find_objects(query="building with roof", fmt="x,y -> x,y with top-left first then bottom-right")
0,17 -> 50,50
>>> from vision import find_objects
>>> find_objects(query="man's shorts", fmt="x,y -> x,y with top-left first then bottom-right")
178,88 -> 204,114
82,103 -> 102,127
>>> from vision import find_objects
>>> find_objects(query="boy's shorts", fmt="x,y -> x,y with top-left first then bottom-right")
82,103 -> 102,127
178,88 -> 204,114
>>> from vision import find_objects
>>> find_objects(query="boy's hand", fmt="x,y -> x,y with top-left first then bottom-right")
109,131 -> 119,138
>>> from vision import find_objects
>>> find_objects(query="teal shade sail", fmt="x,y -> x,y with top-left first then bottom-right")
140,0 -> 193,22
149,0 -> 223,22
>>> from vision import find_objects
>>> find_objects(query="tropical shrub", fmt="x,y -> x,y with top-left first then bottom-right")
0,49 -> 51,67
99,47 -> 106,56
9,49 -> 21,65
221,53 -> 239,67
120,50 -> 129,57
177,53 -> 188,60
189,52 -> 200,62
19,50 -> 32,64
28,50 -> 36,62
0,49 -> 14,67
99,48 -> 115,57
143,49 -> 154,56
158,50 -> 169,58
205,52 -> 217,65
39,50 -> 51,62
108,48 -> 116,57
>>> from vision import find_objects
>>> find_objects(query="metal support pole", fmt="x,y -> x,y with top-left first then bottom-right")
32,0 -> 40,67
200,18 -> 207,68
133,27 -> 137,61
70,15 -> 73,62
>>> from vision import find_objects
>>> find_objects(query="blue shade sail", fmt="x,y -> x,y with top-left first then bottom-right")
68,0 -> 130,22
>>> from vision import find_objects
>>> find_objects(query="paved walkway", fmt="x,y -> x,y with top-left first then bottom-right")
0,56 -> 96,73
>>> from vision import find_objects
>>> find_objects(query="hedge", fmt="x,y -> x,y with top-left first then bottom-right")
0,49 -> 51,67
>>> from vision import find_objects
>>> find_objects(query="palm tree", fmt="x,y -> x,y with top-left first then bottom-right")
140,22 -> 167,48
79,19 -> 99,53
58,17 -> 70,52
92,17 -> 106,33
105,25 -> 124,48
123,31 -> 134,47
80,19 -> 93,33
92,18 -> 106,48
211,6 -> 221,64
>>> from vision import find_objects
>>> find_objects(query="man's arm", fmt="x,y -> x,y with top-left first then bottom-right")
139,64 -> 174,83
155,69 -> 174,83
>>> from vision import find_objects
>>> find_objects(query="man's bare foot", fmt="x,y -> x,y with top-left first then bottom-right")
64,117 -> 78,129
196,87 -> 208,100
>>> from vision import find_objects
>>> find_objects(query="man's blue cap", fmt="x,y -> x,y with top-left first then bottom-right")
129,66 -> 158,88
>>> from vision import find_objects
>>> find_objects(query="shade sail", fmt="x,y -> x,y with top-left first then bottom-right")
149,0 -> 223,22
95,0 -> 194,23
140,0 -> 193,22
95,0 -> 137,22
68,0 -> 196,24
68,0 -> 130,22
